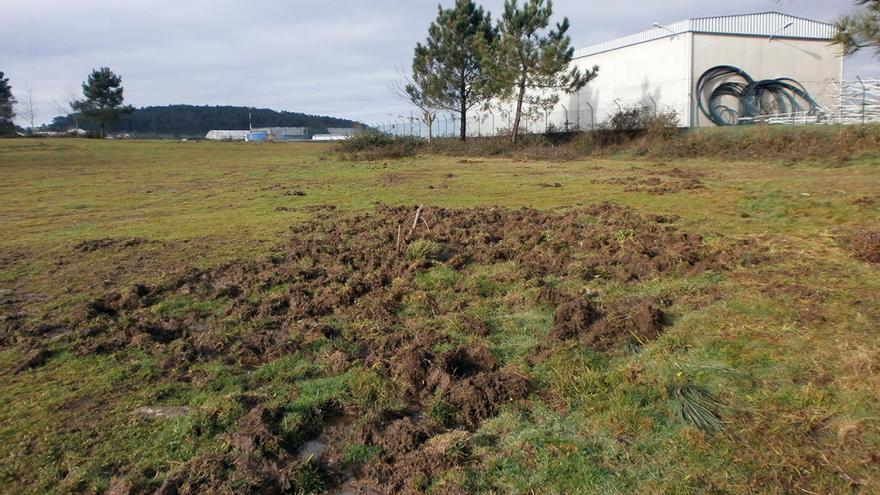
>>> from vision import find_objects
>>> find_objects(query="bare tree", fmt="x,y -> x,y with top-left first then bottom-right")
18,83 -> 37,135
391,68 -> 438,142
52,87 -> 81,135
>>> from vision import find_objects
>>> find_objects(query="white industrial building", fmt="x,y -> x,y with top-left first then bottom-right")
538,12 -> 844,129
206,127 -> 358,141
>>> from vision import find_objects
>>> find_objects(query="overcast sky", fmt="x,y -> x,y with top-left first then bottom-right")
4,0 -> 876,126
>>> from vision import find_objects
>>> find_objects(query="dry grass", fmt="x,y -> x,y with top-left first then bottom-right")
339,124 -> 880,165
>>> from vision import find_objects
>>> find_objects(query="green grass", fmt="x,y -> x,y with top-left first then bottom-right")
0,138 -> 879,493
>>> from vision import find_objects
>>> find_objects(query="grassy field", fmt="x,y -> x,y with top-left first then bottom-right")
1,137 -> 879,494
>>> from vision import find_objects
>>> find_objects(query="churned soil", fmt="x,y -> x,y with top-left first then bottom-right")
852,229 -> 880,263
591,168 -> 707,195
5,203 -> 752,493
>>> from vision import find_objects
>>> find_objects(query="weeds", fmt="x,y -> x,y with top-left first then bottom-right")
669,382 -> 724,432
337,124 -> 880,163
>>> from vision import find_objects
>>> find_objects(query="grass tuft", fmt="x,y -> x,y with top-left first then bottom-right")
669,383 -> 724,433
405,239 -> 450,261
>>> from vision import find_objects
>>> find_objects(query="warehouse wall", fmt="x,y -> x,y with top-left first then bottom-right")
553,33 -> 694,129
692,34 -> 844,127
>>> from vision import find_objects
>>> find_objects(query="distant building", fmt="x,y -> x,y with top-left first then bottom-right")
252,127 -> 310,141
206,126 -> 358,141
326,128 -> 358,136
206,130 -> 250,141
313,128 -> 358,141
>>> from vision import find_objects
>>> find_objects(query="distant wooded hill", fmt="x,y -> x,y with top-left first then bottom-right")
48,105 -> 362,138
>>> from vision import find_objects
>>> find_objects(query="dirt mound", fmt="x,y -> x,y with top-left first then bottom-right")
157,405 -> 307,495
853,230 -> 880,263
363,430 -> 470,494
354,414 -> 473,494
386,343 -> 526,424
64,203 -> 716,365
156,403 -> 361,495
550,298 -> 602,341
533,296 -> 666,362
579,297 -> 665,351
445,371 -> 529,427
370,417 -> 433,458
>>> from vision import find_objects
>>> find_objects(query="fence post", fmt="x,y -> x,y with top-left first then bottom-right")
858,76 -> 867,125
585,101 -> 594,130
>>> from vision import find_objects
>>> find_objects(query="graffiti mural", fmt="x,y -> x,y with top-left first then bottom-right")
696,65 -> 823,126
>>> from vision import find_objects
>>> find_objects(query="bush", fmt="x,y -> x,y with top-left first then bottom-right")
607,104 -> 654,132
336,131 -> 423,161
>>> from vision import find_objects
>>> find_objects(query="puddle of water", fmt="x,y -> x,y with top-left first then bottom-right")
297,414 -> 357,462
333,478 -> 359,495
298,439 -> 327,461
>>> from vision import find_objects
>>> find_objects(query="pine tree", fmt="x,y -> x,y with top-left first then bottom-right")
494,0 -> 597,142
0,71 -> 16,136
412,0 -> 497,141
392,70 -> 439,142
73,67 -> 134,138
836,1 -> 880,56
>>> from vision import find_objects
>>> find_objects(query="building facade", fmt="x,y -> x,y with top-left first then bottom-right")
548,12 -> 844,129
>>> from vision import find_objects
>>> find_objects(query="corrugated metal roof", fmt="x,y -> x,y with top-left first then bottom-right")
574,12 -> 838,59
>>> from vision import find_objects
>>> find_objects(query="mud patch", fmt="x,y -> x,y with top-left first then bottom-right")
852,230 -> 880,263
11,345 -> 53,374
157,404 -> 332,494
53,203 -> 725,370
533,296 -> 666,362
73,237 -> 152,252
592,168 -> 706,194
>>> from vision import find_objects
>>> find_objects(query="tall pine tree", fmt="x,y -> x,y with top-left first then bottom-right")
836,0 -> 880,56
0,71 -> 16,136
412,0 -> 496,141
73,67 -> 133,138
494,0 -> 597,142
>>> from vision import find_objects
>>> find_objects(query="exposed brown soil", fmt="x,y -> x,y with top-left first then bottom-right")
530,296 -> 666,364
852,230 -> 880,263
592,168 -> 707,195
5,203 -> 750,493
73,237 -> 153,252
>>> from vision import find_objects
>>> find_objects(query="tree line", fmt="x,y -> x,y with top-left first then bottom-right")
1,68 -> 358,139
49,105 -> 359,138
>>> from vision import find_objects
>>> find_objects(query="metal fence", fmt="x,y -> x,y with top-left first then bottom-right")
368,79 -> 880,138
368,109 -> 571,139
738,79 -> 880,126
